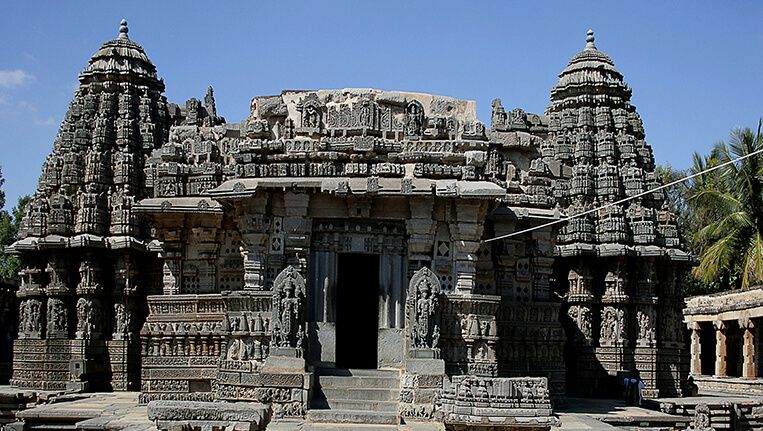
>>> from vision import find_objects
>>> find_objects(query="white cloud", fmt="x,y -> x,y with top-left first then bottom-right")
34,116 -> 57,126
0,70 -> 35,88
17,101 -> 36,112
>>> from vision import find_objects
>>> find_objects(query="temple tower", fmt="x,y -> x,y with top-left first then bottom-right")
9,20 -> 171,391
547,31 -> 690,397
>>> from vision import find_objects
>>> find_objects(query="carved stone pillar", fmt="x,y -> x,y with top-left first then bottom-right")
113,253 -> 139,340
238,195 -> 269,290
75,252 -> 103,340
406,196 -> 436,272
191,226 -> 220,292
241,235 -> 267,290
689,322 -> 701,375
18,265 -> 44,339
600,262 -> 628,348
44,254 -> 70,339
162,255 -> 182,295
451,200 -> 487,294
283,192 -> 311,275
740,317 -> 756,379
714,320 -> 727,377
567,264 -> 594,345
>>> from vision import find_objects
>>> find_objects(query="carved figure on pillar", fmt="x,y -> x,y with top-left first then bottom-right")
20,299 -> 42,338
113,300 -> 134,340
636,308 -> 656,347
47,298 -> 68,337
406,267 -> 442,355
600,306 -> 627,347
270,266 -> 306,350
76,297 -> 101,339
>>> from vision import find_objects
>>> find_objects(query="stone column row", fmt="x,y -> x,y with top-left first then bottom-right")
689,318 -> 758,379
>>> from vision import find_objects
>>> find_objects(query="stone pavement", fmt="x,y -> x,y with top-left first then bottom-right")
552,397 -> 687,430
6,390 -> 763,431
7,391 -> 156,431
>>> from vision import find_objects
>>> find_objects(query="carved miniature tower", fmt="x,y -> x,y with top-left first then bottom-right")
547,31 -> 690,397
9,20 -> 171,391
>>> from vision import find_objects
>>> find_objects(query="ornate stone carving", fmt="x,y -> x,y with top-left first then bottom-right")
600,306 -> 627,347
46,297 -> 68,336
19,299 -> 42,338
270,266 -> 306,350
407,267 -> 441,354
76,297 -> 102,339
404,100 -> 424,138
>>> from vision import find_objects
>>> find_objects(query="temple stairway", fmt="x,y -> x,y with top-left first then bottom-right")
307,368 -> 400,425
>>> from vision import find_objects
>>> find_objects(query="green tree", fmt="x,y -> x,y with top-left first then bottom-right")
691,120 -> 763,290
0,167 -> 30,280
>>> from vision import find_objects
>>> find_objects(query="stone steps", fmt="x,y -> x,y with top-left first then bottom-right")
308,368 -> 400,425
311,399 -> 399,412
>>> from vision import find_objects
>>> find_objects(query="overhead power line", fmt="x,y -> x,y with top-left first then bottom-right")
481,147 -> 763,244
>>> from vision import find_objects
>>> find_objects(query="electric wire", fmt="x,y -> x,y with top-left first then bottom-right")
481,147 -> 763,244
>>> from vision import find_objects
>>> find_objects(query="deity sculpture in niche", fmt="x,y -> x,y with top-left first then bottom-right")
406,267 -> 442,356
113,300 -> 134,339
47,298 -> 68,335
76,297 -> 101,339
270,266 -> 306,351
20,298 -> 42,336
296,94 -> 322,134
404,100 -> 425,138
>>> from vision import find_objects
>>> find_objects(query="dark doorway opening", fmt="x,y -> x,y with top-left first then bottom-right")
336,254 -> 379,368
726,321 -> 742,377
699,322 -> 715,375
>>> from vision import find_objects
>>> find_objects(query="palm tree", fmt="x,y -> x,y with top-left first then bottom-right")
691,119 -> 763,290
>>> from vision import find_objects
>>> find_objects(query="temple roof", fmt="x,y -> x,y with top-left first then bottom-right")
78,19 -> 164,91
549,30 -> 631,108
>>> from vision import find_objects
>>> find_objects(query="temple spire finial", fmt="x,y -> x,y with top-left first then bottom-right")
585,29 -> 596,50
118,19 -> 129,40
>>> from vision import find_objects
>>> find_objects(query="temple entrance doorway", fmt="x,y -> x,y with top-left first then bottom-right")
336,253 -> 379,368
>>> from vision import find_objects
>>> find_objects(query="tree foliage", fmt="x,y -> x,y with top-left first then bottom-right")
0,167 -> 30,280
689,120 -> 763,291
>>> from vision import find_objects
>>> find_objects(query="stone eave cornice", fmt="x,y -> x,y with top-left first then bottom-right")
6,234 -> 149,253
205,177 -> 506,200
492,206 -> 562,221
134,197 -> 223,214
554,243 -> 692,261
684,286 -> 763,319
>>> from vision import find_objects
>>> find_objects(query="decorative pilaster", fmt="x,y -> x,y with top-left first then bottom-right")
740,317 -> 756,379
714,320 -> 727,377
567,263 -> 594,345
18,265 -> 44,339
75,252 -> 103,340
689,322 -> 701,375
283,192 -> 311,275
406,196 -> 436,273
451,200 -> 488,294
45,254 -> 70,339
239,195 -> 269,290
599,262 -> 628,348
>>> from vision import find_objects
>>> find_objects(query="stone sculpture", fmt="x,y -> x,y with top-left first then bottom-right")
407,267 -> 442,354
270,266 -> 306,350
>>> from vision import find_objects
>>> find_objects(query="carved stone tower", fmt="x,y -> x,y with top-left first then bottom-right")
547,31 -> 690,397
9,20 -> 171,390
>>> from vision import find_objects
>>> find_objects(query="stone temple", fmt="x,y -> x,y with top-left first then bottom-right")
7,22 -> 691,427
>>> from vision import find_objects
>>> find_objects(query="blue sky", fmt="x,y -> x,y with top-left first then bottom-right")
0,1 -> 761,210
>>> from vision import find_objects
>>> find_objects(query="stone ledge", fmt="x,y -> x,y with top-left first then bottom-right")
147,400 -> 270,427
